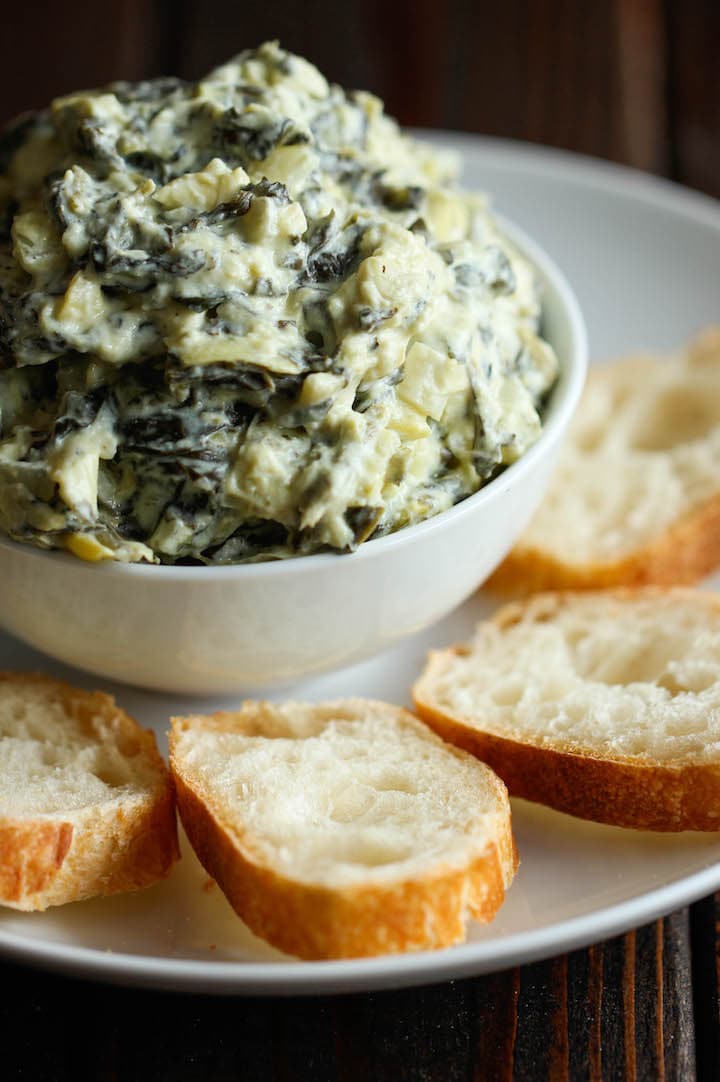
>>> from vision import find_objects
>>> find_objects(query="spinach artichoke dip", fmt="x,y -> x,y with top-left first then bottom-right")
0,42 -> 558,564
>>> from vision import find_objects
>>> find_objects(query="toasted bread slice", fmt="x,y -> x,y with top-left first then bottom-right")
0,673 -> 178,910
489,329 -> 720,593
169,699 -> 517,959
413,589 -> 720,831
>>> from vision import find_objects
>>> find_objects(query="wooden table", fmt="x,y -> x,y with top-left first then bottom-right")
2,895 -> 717,1080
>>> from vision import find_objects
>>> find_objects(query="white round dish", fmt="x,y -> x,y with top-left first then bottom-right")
0,216 -> 586,695
1,134 -> 719,995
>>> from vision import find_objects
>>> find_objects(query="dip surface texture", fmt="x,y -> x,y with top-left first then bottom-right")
0,42 -> 558,563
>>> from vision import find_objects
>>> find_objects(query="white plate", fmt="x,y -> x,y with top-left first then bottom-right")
2,134 -> 720,995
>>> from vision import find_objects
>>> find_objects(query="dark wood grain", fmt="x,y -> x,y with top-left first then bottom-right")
0,1 -> 718,194
507,910 -> 695,1082
512,955 -> 569,1080
662,911 -> 696,1081
665,0 -> 720,196
567,945 -> 604,1081
690,892 -> 720,1082
614,0 -> 669,174
332,982 -> 476,1081
0,0 -> 168,122
470,968 -> 520,1082
0,905 -> 705,1081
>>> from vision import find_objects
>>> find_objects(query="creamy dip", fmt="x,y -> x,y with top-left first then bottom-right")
0,42 -> 558,563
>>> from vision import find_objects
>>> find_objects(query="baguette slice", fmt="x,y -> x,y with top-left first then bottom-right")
490,329 -> 720,594
0,673 -> 179,910
169,699 -> 517,959
413,589 -> 720,831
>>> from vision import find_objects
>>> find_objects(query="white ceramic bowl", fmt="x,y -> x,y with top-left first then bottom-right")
0,219 -> 587,693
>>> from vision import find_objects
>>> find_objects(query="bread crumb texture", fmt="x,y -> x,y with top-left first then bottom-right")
491,328 -> 720,590
170,699 -> 517,957
0,673 -> 178,909
414,589 -> 720,831
1,678 -> 152,814
421,591 -> 720,761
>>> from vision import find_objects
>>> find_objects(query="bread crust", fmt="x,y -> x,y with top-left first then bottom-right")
490,332 -> 720,595
413,589 -> 720,832
488,490 -> 720,595
0,819 -> 73,904
0,673 -> 179,910
170,701 -> 518,959
489,584 -> 720,627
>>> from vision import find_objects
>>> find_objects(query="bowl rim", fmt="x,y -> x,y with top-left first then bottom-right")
0,215 -> 587,581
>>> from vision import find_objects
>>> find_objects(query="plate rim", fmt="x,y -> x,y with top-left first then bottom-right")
2,132 -> 720,994
0,843 -> 719,995
418,128 -> 720,225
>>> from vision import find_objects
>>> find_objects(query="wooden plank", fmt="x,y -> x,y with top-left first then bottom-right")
270,998 -> 339,1082
567,944 -> 603,1081
613,0 -> 670,173
665,0 -> 720,197
690,892 -> 720,1082
331,981 -> 473,1081
512,955 -> 569,1080
0,908 -> 702,1082
349,2 -> 454,129
440,0 -> 627,161
633,923 -> 661,1080
662,910 -> 696,1081
470,968 -> 520,1082
173,0 -> 379,101
507,914 -> 695,1081
0,0 -> 168,127
597,933 -> 631,1080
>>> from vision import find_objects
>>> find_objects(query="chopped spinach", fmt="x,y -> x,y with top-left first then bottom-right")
0,40 -> 557,565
